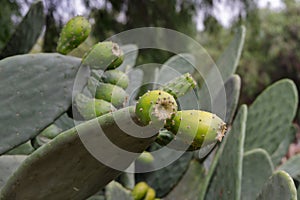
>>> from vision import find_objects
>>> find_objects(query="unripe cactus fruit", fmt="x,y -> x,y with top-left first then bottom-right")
132,182 -> 149,200
144,187 -> 156,200
165,110 -> 227,150
75,93 -> 116,120
135,90 -> 178,126
56,16 -> 91,55
82,41 -> 124,70
101,70 -> 129,90
137,151 -> 154,164
89,82 -> 128,108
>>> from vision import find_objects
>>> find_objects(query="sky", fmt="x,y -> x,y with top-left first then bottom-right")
196,0 -> 285,30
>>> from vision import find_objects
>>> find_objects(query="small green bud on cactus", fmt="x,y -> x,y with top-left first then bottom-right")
135,90 -> 178,126
137,151 -> 154,164
132,182 -> 149,200
102,70 -> 129,90
75,93 -> 116,120
89,82 -> 128,108
160,73 -> 197,99
82,41 -> 124,70
56,16 -> 91,55
165,110 -> 227,150
144,187 -> 156,200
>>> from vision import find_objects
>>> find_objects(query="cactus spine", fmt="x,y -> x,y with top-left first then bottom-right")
56,16 -> 91,54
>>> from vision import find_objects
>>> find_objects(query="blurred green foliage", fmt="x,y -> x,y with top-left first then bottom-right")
0,0 -> 20,49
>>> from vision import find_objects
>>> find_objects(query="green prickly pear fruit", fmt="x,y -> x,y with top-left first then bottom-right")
132,182 -> 149,200
102,70 -> 129,90
160,73 -> 196,99
137,151 -> 154,164
75,93 -> 116,120
165,110 -> 227,150
89,82 -> 128,108
82,41 -> 124,70
144,187 -> 156,200
135,90 -> 178,126
56,16 -> 91,55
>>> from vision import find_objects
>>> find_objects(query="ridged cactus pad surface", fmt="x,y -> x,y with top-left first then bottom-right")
0,107 -> 156,200
0,53 -> 82,154
0,0 -> 44,59
0,155 -> 27,189
245,79 -> 298,154
278,154 -> 300,182
256,170 -> 297,200
241,148 -> 274,200
205,105 -> 247,200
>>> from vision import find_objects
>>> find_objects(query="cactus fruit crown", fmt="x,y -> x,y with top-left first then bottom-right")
135,90 -> 178,126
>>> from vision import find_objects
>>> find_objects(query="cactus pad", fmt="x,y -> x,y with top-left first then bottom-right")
278,154 -> 300,182
0,107 -> 157,200
56,16 -> 91,55
0,155 -> 27,189
256,170 -> 297,200
0,0 -> 44,59
165,160 -> 206,200
271,125 -> 297,166
0,53 -> 82,154
245,79 -> 298,154
242,149 -> 274,200
213,74 -> 241,124
216,26 -> 245,81
106,181 -> 133,200
205,105 -> 247,200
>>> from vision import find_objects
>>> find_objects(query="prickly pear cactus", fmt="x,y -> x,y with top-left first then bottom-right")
278,154 -> 300,182
271,125 -> 297,166
205,105 -> 247,200
165,160 -> 206,200
101,70 -> 129,90
256,170 -> 297,200
165,110 -> 226,151
56,16 -> 91,55
6,141 -> 34,155
106,181 -> 133,200
216,26 -> 246,81
0,0 -> 44,59
0,53 -> 84,154
0,107 -> 157,200
75,93 -> 116,120
241,149 -> 274,200
244,79 -> 298,154
0,155 -> 27,189
135,90 -> 177,125
82,41 -> 124,70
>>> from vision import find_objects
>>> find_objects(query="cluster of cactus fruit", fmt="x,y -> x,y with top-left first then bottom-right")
0,1 -> 300,200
